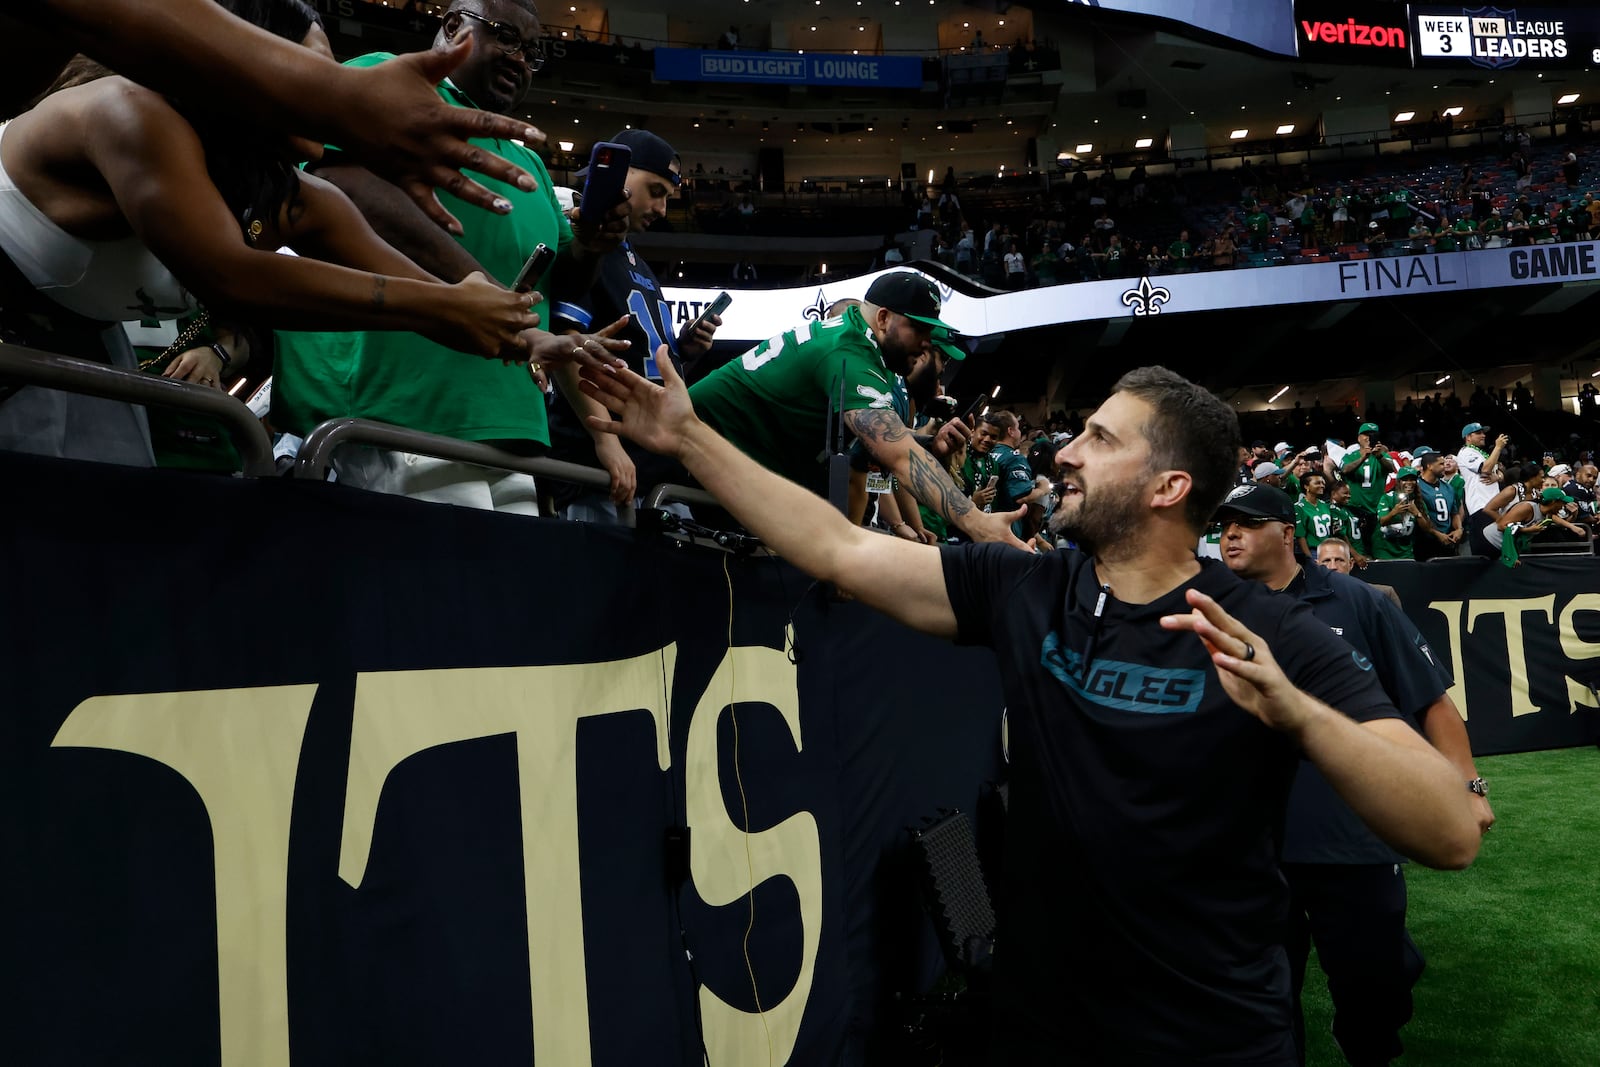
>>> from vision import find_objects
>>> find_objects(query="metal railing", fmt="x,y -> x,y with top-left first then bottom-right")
0,343 -> 275,476
293,416 -> 638,526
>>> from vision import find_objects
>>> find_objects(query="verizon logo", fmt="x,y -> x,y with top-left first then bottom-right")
1301,17 -> 1408,48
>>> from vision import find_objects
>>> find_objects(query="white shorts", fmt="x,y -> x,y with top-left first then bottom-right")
333,447 -> 539,515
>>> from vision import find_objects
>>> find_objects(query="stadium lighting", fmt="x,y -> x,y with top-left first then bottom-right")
1269,386 -> 1289,403
1276,124 -> 1295,135
1558,93 -> 1580,105
557,140 -> 574,152
1436,375 -> 1452,385
1230,129 -> 1248,139
1395,111 -> 1416,122
991,385 -> 1003,398
1442,106 -> 1464,117
1135,137 -> 1153,148
1076,143 -> 1093,153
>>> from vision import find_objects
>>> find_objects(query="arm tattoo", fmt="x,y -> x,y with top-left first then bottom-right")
843,408 -> 910,445
904,441 -> 974,524
843,409 -> 971,523
370,275 -> 387,309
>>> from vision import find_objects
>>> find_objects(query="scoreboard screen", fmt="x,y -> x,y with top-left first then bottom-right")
1411,6 -> 1600,70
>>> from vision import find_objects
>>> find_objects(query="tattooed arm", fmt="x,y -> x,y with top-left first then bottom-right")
844,408 -> 1032,551
578,351 -> 963,638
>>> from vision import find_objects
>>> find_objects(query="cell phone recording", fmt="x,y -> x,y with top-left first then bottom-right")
688,291 -> 733,335
578,141 -> 632,222
512,243 -> 555,292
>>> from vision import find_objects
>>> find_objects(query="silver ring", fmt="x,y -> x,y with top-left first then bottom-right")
1242,642 -> 1256,662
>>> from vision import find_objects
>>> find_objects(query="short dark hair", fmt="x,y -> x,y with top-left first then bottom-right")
982,410 -> 1019,434
1112,366 -> 1240,532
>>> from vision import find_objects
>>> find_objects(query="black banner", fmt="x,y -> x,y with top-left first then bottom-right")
1366,557 -> 1600,755
3,449 -> 1593,1065
0,452 -> 1005,1066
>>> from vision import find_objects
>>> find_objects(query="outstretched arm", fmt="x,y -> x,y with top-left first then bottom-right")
20,1 -> 545,233
843,408 -> 1030,551
581,350 -> 961,637
1160,589 -> 1481,870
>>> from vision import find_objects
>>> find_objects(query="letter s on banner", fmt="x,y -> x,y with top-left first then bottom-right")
686,644 -> 821,1065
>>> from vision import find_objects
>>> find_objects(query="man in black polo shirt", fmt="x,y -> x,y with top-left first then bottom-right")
549,128 -> 722,520
1217,483 -> 1492,1066
577,358 -> 1482,1065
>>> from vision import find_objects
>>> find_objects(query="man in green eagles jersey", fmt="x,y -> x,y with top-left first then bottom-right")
687,271 -> 1027,548
1340,422 -> 1396,556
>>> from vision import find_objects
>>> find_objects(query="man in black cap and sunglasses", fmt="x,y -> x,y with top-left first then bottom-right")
685,270 -> 1026,547
1215,481 -> 1491,1067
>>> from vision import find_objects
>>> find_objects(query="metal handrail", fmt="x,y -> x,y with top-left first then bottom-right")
293,416 -> 637,525
642,481 -> 720,512
0,343 -> 275,476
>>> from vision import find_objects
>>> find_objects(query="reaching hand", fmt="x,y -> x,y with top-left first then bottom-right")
929,417 -> 970,459
594,434 -> 638,505
431,271 -> 542,361
569,193 -> 631,256
1160,588 -> 1314,733
162,345 -> 226,389
679,313 -> 720,358
964,505 -> 1032,552
339,39 -> 547,235
579,344 -> 699,460
526,314 -> 633,371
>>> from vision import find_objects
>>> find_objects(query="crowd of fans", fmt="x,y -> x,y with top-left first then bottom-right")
3,0 -> 1596,571
679,129 -> 1598,291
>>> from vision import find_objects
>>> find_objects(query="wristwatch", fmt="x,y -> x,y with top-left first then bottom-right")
1467,777 -> 1489,797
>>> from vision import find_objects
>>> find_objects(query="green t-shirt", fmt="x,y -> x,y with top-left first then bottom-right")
272,55 -> 569,444
1245,211 -> 1272,237
1434,231 -> 1458,252
1452,217 -> 1478,234
688,304 -> 900,494
1329,503 -> 1359,544
1385,190 -> 1413,220
1168,239 -> 1193,261
1295,498 -> 1334,550
1344,449 -> 1391,511
1372,491 -> 1416,559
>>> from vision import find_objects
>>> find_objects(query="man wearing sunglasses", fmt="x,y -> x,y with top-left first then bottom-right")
1217,482 -> 1490,1067
274,0 -> 633,512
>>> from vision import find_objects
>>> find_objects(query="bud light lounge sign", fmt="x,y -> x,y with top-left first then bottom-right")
654,47 -> 923,88
1293,0 -> 1416,66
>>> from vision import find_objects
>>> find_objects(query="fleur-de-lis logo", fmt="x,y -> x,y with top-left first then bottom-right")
802,289 -> 831,321
1120,276 -> 1172,317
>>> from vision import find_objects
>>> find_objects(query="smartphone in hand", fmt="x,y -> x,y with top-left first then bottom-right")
578,141 -> 632,222
512,243 -> 555,292
688,291 -> 733,336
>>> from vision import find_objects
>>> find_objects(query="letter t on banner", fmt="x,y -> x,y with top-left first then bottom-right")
338,649 -> 676,1067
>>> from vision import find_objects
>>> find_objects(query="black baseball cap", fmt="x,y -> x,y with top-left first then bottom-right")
1213,483 -> 1295,524
578,129 -> 681,186
864,271 -> 958,332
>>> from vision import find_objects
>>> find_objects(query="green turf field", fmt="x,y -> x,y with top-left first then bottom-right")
1302,746 -> 1600,1066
